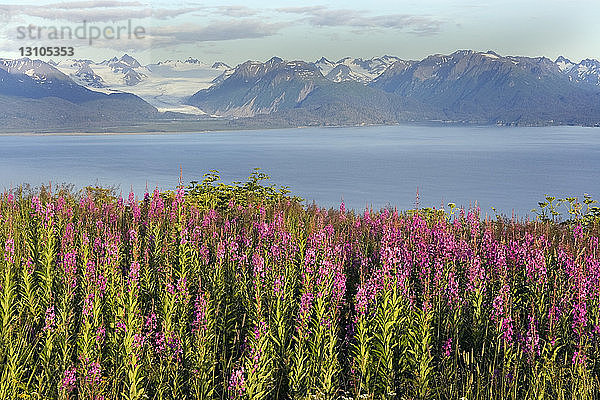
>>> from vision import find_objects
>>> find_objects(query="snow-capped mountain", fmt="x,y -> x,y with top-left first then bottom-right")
555,56 -> 600,87
188,57 -> 326,117
211,62 -> 230,69
370,50 -> 600,125
186,56 -> 411,124
53,54 -> 229,114
0,57 -> 160,129
5,51 -> 600,128
53,59 -> 106,88
54,55 -> 148,88
0,57 -> 70,83
0,57 -> 103,101
186,50 -> 600,125
315,55 -> 405,83
555,56 -> 575,72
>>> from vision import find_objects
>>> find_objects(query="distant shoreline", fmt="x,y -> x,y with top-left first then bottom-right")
0,120 -> 598,137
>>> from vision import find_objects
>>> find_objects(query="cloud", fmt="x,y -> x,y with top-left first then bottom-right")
0,2 -> 202,23
214,6 -> 258,18
277,6 -> 444,35
48,1 -> 144,9
150,20 -> 283,45
66,19 -> 284,52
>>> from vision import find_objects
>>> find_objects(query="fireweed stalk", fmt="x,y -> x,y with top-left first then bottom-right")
351,224 -> 412,399
0,186 -> 600,399
290,225 -> 346,399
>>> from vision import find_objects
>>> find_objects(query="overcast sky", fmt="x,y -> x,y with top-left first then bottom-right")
0,0 -> 598,65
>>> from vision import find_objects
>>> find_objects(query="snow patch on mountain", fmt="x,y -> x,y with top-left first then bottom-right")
315,55 -> 403,83
53,54 -> 226,114
555,56 -> 600,86
0,57 -> 69,83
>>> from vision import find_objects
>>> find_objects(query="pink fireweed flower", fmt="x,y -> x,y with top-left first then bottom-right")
82,293 -> 94,318
166,282 -> 177,295
199,245 -> 210,265
180,227 -> 189,245
572,302 -> 588,337
128,228 -> 138,245
216,242 -> 226,262
55,196 -> 66,216
96,274 -> 107,297
132,333 -> 145,351
227,238 -> 240,259
166,332 -> 183,362
149,189 -> 165,221
572,349 -> 587,366
84,361 -> 102,386
445,271 -> 461,309
320,316 -> 332,329
442,337 -> 453,357
145,313 -> 157,332
299,292 -> 314,317
176,276 -> 188,299
84,259 -> 95,281
43,203 -> 55,225
24,256 -> 34,275
3,238 -> 14,265
96,326 -> 106,344
491,284 -> 510,324
229,368 -> 246,397
31,196 -> 42,214
573,223 -> 584,241
116,321 -> 127,333
252,252 -> 265,278
44,305 -> 56,333
153,330 -> 167,354
466,256 -> 486,293
548,305 -> 561,325
355,285 -> 371,318
202,209 -> 218,228
355,279 -> 380,319
273,275 -> 284,299
61,366 -> 77,392
130,195 -> 141,223
127,261 -> 141,291
175,186 -> 185,206
193,293 -> 209,332
525,315 -> 540,358
254,320 -> 268,340
521,234 -> 548,286
297,292 -> 314,337
62,250 -> 78,289
62,222 -> 75,246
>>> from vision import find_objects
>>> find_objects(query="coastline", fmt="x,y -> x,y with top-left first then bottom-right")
1,119 -> 598,137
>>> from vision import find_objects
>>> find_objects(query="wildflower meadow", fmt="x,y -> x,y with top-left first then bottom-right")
0,172 -> 599,399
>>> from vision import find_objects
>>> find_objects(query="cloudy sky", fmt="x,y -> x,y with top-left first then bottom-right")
0,0 -> 598,65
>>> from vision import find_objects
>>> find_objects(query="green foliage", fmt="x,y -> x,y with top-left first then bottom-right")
531,193 -> 600,226
185,169 -> 303,211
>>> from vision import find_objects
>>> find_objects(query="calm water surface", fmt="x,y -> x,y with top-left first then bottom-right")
0,125 -> 598,216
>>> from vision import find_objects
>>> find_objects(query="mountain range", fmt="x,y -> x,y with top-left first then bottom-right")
0,57 -> 160,130
2,50 -> 600,131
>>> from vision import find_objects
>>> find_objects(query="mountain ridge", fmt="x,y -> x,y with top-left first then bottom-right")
2,50 -> 600,130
